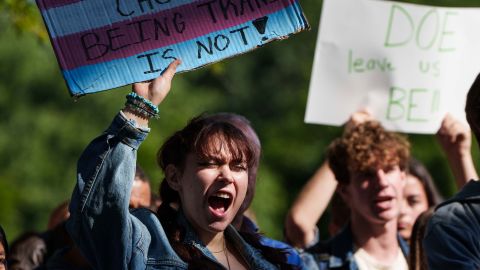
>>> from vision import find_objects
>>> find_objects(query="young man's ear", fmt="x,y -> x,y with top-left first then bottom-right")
165,164 -> 181,192
336,184 -> 351,205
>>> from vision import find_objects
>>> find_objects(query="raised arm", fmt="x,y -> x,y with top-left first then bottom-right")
436,113 -> 478,188
66,60 -> 180,269
285,161 -> 337,248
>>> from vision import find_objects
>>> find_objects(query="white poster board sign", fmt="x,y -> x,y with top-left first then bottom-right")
305,0 -> 480,134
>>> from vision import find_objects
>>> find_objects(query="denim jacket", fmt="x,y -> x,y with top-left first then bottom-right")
66,113 -> 298,269
300,225 -> 409,270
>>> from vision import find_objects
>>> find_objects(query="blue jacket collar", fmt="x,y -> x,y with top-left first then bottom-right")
327,225 -> 356,269
174,210 -> 274,269
174,210 -> 218,263
310,224 -> 409,269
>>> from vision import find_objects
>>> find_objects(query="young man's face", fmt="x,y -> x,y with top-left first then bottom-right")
340,165 -> 406,225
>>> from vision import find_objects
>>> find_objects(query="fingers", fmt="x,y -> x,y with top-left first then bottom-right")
128,59 -> 182,116
160,59 -> 181,81
350,109 -> 373,125
438,114 -> 455,142
133,59 -> 181,91
344,108 -> 374,133
437,113 -> 470,144
147,59 -> 182,105
150,59 -> 181,92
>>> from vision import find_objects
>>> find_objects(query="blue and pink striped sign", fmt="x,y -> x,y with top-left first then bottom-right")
37,0 -> 309,96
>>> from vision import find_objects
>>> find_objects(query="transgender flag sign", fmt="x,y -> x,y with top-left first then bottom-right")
36,0 -> 309,96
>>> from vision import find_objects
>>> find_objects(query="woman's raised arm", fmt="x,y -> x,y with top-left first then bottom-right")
66,60 -> 180,270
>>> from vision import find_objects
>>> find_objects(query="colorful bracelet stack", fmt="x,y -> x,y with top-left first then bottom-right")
124,92 -> 160,119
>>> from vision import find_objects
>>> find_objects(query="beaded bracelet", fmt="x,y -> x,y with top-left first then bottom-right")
126,92 -> 160,114
125,92 -> 160,119
124,102 -> 156,119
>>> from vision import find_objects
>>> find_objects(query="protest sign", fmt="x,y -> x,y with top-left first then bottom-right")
37,0 -> 309,96
305,0 -> 480,134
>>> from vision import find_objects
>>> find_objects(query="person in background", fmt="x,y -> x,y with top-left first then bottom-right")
424,74 -> 480,269
7,163 -> 154,270
285,110 -> 377,248
436,113 -> 479,188
408,208 -> 434,270
0,225 -> 8,270
8,232 -> 47,270
129,165 -> 152,209
285,112 -> 476,248
397,158 -> 443,242
47,201 -> 70,231
149,193 -> 162,212
301,119 -> 410,270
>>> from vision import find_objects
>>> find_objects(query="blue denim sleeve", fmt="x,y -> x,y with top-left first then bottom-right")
299,252 -> 322,270
66,113 -> 150,270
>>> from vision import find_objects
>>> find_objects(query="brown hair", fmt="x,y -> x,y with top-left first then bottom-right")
0,225 -> 7,259
135,165 -> 151,184
328,121 -> 410,185
408,208 -> 434,270
47,201 -> 70,230
407,158 -> 443,208
465,73 -> 480,142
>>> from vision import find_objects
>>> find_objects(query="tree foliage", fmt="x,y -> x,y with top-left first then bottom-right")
0,0 -> 479,241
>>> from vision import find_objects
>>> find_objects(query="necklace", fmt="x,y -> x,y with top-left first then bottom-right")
210,248 -> 225,253
210,238 -> 231,269
224,238 -> 231,270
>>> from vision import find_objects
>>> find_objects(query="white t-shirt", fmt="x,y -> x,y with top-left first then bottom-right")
354,247 -> 408,270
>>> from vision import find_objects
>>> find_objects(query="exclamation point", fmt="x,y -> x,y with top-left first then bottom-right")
252,16 -> 269,41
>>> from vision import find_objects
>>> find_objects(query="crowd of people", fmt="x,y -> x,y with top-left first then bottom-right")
1,61 -> 480,269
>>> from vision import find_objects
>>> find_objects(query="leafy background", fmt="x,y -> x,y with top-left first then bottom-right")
1,0 -> 479,241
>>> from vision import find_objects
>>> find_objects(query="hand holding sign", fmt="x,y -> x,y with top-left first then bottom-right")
343,108 -> 374,134
132,59 -> 182,106
124,59 -> 181,127
436,113 -> 478,186
436,113 -> 472,163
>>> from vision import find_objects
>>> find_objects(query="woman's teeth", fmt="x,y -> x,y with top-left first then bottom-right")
213,192 -> 231,199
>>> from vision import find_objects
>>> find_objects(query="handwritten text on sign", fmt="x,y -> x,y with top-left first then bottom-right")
305,0 -> 480,134
37,0 -> 309,95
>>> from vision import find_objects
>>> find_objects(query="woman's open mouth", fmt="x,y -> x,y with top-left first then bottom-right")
208,191 -> 233,218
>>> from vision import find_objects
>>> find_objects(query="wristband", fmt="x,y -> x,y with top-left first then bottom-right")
125,92 -> 159,119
